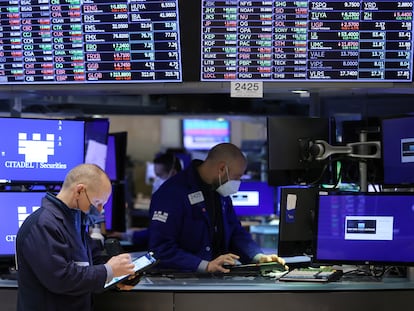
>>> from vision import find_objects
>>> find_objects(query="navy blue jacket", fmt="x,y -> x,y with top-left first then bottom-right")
148,160 -> 262,272
16,193 -> 107,311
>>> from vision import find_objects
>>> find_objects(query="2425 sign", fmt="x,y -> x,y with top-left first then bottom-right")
230,81 -> 263,98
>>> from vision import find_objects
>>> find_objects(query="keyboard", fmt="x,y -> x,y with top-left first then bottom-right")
279,268 -> 342,282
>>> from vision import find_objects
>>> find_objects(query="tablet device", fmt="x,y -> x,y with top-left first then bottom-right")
104,252 -> 158,289
223,261 -> 287,275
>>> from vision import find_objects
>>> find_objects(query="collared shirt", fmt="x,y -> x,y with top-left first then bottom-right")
193,162 -> 225,258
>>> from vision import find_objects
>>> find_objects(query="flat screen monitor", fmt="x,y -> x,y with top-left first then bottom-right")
267,116 -> 333,186
105,134 -> 117,182
381,115 -> 414,187
0,0 -> 182,83
230,181 -> 275,217
277,186 -> 319,257
105,132 -> 127,182
0,191 -> 47,257
200,1 -> 414,82
0,117 -> 85,185
104,183 -> 126,232
84,118 -> 110,170
182,119 -> 230,151
314,192 -> 414,266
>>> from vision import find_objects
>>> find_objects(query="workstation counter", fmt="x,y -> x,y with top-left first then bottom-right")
3,271 -> 414,311
92,273 -> 414,311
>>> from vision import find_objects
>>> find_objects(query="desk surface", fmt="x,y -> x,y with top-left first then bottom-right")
3,274 -> 414,311
3,273 -> 413,291
133,273 -> 414,292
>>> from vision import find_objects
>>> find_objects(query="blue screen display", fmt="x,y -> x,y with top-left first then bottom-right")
382,116 -> 414,186
0,118 -> 85,184
230,181 -> 275,216
0,191 -> 47,257
105,134 -> 117,182
182,119 -> 230,150
315,192 -> 414,265
104,192 -> 114,231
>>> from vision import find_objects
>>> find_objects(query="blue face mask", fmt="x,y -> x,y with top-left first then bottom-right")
152,177 -> 167,194
83,190 -> 105,225
85,203 -> 105,225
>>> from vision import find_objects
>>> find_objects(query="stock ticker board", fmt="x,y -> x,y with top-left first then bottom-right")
0,0 -> 182,83
201,1 -> 414,82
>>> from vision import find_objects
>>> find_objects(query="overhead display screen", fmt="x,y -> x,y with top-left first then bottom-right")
0,0 -> 182,83
201,0 -> 414,81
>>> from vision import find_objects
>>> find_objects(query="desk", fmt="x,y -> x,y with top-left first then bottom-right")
2,274 -> 414,311
92,275 -> 414,311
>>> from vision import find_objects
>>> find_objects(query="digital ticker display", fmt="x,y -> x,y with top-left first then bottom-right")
0,0 -> 182,83
201,0 -> 414,81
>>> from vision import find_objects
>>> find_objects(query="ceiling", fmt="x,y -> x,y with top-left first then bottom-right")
0,81 -> 413,117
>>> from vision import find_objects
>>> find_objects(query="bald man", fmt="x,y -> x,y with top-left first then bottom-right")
16,164 -> 135,311
149,143 -> 285,273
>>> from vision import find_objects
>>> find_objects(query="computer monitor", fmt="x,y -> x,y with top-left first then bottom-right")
105,134 -> 117,182
0,191 -> 47,258
0,117 -> 85,185
104,183 -> 126,232
230,181 -> 275,217
277,186 -> 319,257
381,115 -> 414,187
84,118 -> 110,170
182,118 -> 230,151
267,116 -> 334,186
314,191 -> 414,266
106,132 -> 127,182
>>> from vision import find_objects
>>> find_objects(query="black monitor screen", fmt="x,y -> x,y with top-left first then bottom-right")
84,118 -> 110,170
109,132 -> 127,182
104,183 -> 126,232
230,181 -> 275,217
278,186 -> 319,257
267,116 -> 333,186
314,192 -> 414,266
0,117 -> 85,184
381,115 -> 414,187
0,191 -> 47,257
105,134 -> 117,182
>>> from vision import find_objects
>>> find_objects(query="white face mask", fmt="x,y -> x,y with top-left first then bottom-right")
152,177 -> 166,194
216,166 -> 241,197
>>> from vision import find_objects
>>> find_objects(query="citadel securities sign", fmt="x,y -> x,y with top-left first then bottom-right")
4,161 -> 67,169
0,192 -> 43,257
0,118 -> 84,184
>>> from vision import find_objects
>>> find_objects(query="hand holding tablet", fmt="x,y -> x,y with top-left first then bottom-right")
104,252 -> 158,289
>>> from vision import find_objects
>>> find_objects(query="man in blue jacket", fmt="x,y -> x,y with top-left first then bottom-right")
16,164 -> 136,311
149,143 -> 285,273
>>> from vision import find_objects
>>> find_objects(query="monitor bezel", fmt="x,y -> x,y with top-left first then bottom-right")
230,180 -> 276,217
277,186 -> 319,257
266,116 -> 335,187
381,114 -> 414,188
181,118 -> 231,151
0,190 -> 48,259
313,191 -> 414,266
0,117 -> 85,186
